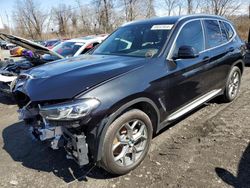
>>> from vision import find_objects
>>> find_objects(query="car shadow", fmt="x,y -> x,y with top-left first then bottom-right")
215,143 -> 250,188
0,93 -> 16,105
2,122 -> 116,183
1,96 -> 231,183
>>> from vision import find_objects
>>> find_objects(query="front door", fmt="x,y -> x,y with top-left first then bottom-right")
164,20 -> 212,116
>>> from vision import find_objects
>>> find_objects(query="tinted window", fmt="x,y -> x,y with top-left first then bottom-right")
53,41 -> 84,57
93,24 -> 172,57
204,20 -> 224,48
223,22 -> 235,39
219,21 -> 228,43
172,20 -> 204,57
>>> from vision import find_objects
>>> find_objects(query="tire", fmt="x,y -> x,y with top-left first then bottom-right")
101,109 -> 153,175
222,66 -> 241,102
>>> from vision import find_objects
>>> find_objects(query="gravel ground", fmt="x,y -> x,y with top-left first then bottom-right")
0,52 -> 250,187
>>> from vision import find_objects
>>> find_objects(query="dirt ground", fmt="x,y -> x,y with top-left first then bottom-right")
0,49 -> 250,188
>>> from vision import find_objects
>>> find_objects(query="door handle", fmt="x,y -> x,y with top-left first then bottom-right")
203,56 -> 210,62
228,47 -> 234,52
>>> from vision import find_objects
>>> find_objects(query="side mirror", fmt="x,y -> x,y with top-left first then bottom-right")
177,45 -> 199,59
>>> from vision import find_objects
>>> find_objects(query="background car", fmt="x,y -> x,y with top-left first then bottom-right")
0,33 -> 106,97
1,42 -> 16,50
50,36 -> 106,58
44,39 -> 61,49
0,40 -> 7,49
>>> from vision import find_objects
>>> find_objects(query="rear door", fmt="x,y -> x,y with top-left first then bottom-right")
202,19 -> 237,90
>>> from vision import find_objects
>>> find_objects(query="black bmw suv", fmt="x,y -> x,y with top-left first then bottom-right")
13,14 -> 245,175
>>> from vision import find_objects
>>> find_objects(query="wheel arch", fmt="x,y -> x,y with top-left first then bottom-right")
232,59 -> 244,74
95,97 -> 160,162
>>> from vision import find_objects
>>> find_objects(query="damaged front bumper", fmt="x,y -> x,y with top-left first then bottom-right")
18,106 -> 90,166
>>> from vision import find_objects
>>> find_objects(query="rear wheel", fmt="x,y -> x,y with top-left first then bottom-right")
101,109 -> 153,175
222,66 -> 241,102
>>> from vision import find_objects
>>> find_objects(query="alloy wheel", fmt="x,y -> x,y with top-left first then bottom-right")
112,119 -> 148,167
228,71 -> 240,99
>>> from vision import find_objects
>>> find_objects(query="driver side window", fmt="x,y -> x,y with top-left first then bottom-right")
172,20 -> 204,58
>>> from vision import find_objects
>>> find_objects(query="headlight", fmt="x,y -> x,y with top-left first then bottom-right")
39,98 -> 100,121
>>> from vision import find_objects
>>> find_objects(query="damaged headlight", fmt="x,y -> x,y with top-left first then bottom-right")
39,98 -> 100,120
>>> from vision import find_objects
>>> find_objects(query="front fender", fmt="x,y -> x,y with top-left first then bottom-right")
94,97 -> 160,162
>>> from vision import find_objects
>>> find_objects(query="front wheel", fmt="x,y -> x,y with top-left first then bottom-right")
101,109 -> 153,175
222,66 -> 241,102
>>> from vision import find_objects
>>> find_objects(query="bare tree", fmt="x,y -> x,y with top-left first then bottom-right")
121,0 -> 150,21
123,0 -> 138,21
93,0 -> 114,33
164,0 -> 178,16
146,0 -> 156,18
12,0 -> 47,39
52,4 -> 72,37
187,0 -> 193,14
208,0 -> 241,16
76,0 -> 95,34
70,11 -> 78,36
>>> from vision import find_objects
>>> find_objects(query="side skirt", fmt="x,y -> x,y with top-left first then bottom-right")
158,89 -> 222,132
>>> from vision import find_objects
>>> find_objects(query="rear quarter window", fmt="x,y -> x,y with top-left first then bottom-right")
219,21 -> 228,43
223,22 -> 235,40
204,20 -> 223,49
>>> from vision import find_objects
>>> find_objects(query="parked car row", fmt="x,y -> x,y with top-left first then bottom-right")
0,15 -> 248,175
0,34 -> 107,96
0,40 -> 16,50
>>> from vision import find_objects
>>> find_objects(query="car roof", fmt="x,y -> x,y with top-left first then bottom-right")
65,37 -> 103,43
123,14 -> 228,27
45,39 -> 60,42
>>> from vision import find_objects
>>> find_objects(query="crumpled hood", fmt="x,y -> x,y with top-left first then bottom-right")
18,55 -> 146,101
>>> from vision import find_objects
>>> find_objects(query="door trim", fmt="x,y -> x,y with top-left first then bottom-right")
167,89 -> 222,121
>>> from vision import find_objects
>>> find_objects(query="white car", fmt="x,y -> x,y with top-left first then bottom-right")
51,36 -> 107,57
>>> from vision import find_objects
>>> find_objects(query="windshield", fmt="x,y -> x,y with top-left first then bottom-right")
93,23 -> 172,57
52,41 -> 84,57
45,40 -> 59,47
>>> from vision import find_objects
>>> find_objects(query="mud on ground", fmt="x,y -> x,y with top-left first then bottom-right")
0,53 -> 250,187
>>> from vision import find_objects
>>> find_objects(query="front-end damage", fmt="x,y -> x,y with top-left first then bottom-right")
16,96 -> 95,166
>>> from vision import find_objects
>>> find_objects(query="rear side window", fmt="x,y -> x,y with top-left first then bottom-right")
219,21 -> 228,43
172,20 -> 204,57
223,22 -> 235,40
204,20 -> 224,48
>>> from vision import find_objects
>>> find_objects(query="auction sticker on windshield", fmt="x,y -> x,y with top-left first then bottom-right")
151,24 -> 173,30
